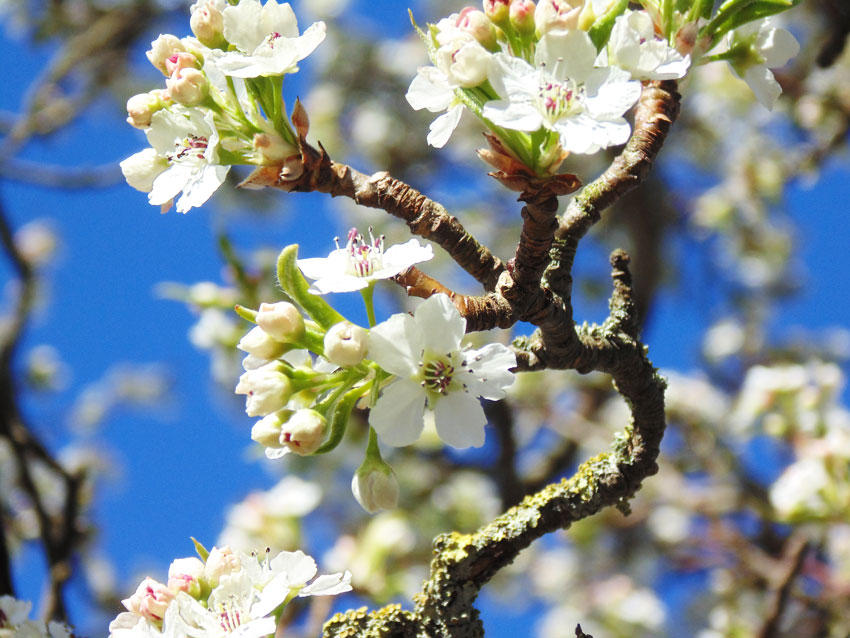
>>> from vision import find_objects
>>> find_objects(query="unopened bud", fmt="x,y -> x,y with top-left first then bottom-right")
204,546 -> 241,588
291,98 -> 310,139
147,34 -> 186,76
675,21 -> 699,56
235,364 -> 292,417
256,302 -> 305,342
166,68 -> 208,107
122,578 -> 174,624
510,0 -> 536,34
126,91 -> 166,129
190,0 -> 226,48
251,411 -> 290,448
167,557 -> 205,598
457,8 -> 499,50
165,51 -> 200,76
483,0 -> 510,26
351,456 -> 399,514
324,322 -> 368,368
280,409 -> 327,455
238,325 -> 288,360
535,0 -> 582,34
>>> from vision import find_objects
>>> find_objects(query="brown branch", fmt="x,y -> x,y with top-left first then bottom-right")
756,534 -> 810,638
244,147 -> 505,291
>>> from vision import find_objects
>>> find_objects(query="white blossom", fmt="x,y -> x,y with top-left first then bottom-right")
367,294 -> 516,448
143,107 -> 230,213
483,29 -> 641,154
405,66 -> 465,148
214,0 -> 326,78
603,10 -> 690,80
298,229 -> 433,294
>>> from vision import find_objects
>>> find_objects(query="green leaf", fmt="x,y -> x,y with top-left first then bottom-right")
276,245 -> 346,330
588,0 -> 629,50
709,0 -> 801,40
191,537 -> 210,562
314,386 -> 361,454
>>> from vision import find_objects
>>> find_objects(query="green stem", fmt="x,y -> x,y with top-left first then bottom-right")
366,426 -> 382,459
361,284 -> 377,328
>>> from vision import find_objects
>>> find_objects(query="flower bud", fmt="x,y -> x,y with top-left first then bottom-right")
251,410 -> 291,448
280,409 -> 327,455
126,91 -> 166,129
190,0 -> 226,48
253,132 -> 297,164
256,302 -> 305,342
167,557 -> 205,597
437,41 -> 491,87
147,34 -> 186,76
351,459 -> 400,514
120,148 -> 169,193
457,8 -> 499,50
166,68 -> 209,107
235,364 -> 292,417
238,325 -> 288,360
324,322 -> 368,368
204,546 -> 241,588
165,51 -> 200,77
122,577 -> 175,623
510,0 -> 536,34
535,0 -> 582,34
291,98 -> 310,139
483,0 -> 510,26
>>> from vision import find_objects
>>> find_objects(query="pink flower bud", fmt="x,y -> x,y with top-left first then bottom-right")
535,0 -> 582,34
280,409 -> 327,455
190,0 -> 225,48
510,0 -> 536,34
256,302 -> 305,342
483,0 -> 510,25
147,34 -> 186,76
166,557 -> 205,597
457,8 -> 499,50
121,577 -> 175,623
165,68 -> 208,107
324,322 -> 368,368
291,98 -> 310,139
165,51 -> 200,77
126,91 -> 166,129
204,546 -> 242,588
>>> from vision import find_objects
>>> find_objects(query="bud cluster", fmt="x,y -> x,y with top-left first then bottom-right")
120,0 -> 327,213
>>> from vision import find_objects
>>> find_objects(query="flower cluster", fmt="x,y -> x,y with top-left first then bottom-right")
120,0 -> 325,213
406,1 -> 800,173
406,0 -> 689,172
0,596 -> 72,638
233,233 -> 516,511
109,544 -> 351,638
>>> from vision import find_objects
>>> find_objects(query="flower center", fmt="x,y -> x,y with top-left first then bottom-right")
217,599 -> 245,633
337,227 -> 385,278
421,354 -> 455,395
264,31 -> 283,49
536,76 -> 582,123
169,134 -> 209,163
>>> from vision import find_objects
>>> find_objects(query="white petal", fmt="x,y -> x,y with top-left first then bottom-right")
536,29 -> 597,83
368,313 -> 423,378
487,54 -> 537,103
175,164 -> 229,213
369,379 -> 426,447
223,0 -> 266,52
758,27 -> 800,68
251,577 -> 290,618
414,294 -> 465,354
298,250 -> 349,280
379,239 -> 434,275
427,104 -> 464,148
743,64 -> 782,109
270,549 -> 318,586
232,618 -> 278,638
309,274 -> 370,294
299,571 -> 352,596
482,100 -> 542,132
406,67 -> 454,112
433,392 -> 487,448
462,343 -> 516,400
584,67 -> 641,119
